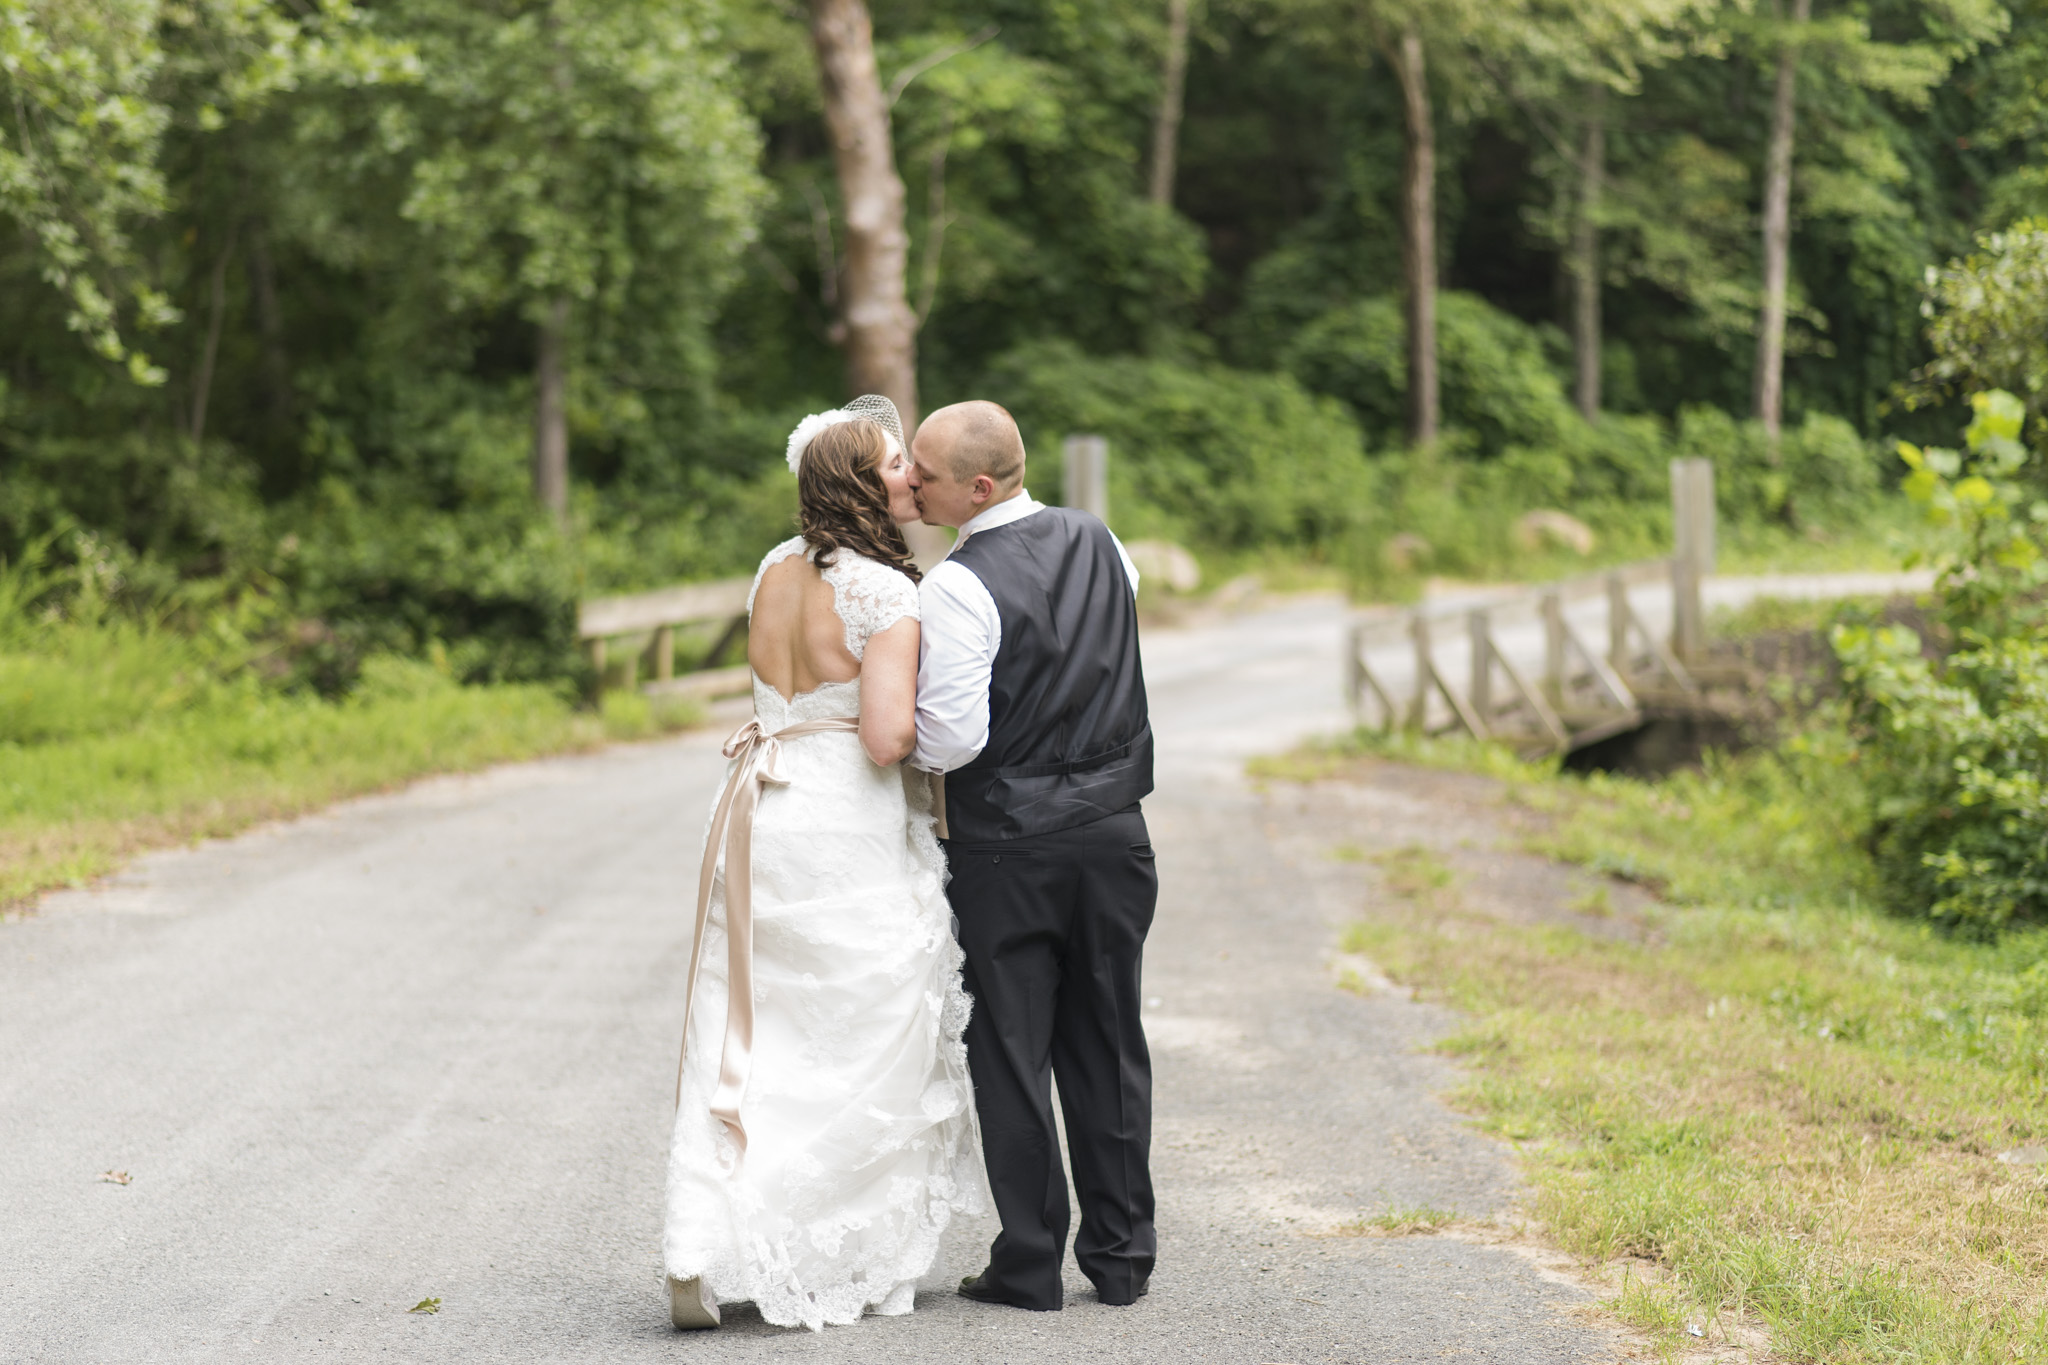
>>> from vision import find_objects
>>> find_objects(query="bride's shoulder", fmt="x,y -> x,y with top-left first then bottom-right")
824,549 -> 920,624
828,546 -> 913,586
748,536 -> 812,611
757,535 -> 810,574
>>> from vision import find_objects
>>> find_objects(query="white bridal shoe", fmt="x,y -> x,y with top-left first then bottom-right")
668,1275 -> 721,1330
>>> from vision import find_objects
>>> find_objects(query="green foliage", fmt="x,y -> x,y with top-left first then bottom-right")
0,430 -> 270,585
1913,219 -> 2048,426
1262,287 -> 1888,581
983,340 -> 1376,552
0,0 -> 412,381
1282,292 -> 1577,458
0,0 -> 2037,692
1840,629 -> 2048,930
1974,0 -> 2048,223
1835,391 -> 2048,930
280,478 -> 581,688
1672,404 -> 1884,526
370,0 -> 762,323
0,0 -> 172,380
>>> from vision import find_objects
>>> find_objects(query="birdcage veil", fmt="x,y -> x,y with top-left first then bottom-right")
783,394 -> 906,474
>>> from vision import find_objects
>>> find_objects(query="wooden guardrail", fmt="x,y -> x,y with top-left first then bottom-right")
1347,456 -> 1716,756
1346,559 -> 1699,755
579,576 -> 753,700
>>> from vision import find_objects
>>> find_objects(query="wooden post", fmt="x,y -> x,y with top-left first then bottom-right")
1606,570 -> 1630,674
1467,608 -> 1492,723
654,624 -> 675,683
1541,589 -> 1565,706
1674,456 -> 1716,576
587,637 -> 607,691
1062,434 -> 1110,526
1345,621 -> 1363,715
1408,612 -> 1432,732
619,638 -> 637,691
1670,457 -> 1714,661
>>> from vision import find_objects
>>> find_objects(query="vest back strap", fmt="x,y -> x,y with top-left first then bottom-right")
976,734 -> 1139,782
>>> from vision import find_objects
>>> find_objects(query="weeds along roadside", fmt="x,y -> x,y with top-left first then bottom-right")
1252,722 -> 2048,1362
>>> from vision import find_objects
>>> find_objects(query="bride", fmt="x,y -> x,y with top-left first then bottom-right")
662,396 -> 985,1332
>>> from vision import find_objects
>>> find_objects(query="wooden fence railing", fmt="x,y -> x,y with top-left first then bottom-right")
1347,559 -> 1699,754
1347,456 -> 1716,755
579,576 -> 753,700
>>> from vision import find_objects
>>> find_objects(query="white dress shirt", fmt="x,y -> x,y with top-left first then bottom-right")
912,491 -> 1141,774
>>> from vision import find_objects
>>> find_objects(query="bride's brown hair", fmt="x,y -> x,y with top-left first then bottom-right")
797,420 -> 921,583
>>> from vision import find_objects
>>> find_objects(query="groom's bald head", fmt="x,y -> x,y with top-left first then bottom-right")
918,401 -> 1026,491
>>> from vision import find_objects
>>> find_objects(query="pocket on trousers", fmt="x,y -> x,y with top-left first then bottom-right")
1131,843 -> 1155,859
950,844 -> 1038,861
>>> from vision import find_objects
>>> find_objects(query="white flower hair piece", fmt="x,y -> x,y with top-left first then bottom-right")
783,393 -> 906,474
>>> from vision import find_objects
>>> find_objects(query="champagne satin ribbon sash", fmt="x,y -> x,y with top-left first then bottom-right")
677,713 -> 862,1155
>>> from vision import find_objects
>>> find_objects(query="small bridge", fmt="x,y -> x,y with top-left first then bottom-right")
1345,459 -> 1719,757
1345,559 -> 1707,756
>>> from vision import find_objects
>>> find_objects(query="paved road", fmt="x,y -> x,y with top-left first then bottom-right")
2,593 -> 1639,1364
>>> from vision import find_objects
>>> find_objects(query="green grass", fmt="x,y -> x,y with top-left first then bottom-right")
1265,727 -> 2048,1362
1343,1203 -> 1463,1236
1716,500 -> 1938,576
0,628 -> 700,909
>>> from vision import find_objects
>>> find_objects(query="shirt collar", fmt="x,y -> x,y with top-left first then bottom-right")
954,489 -> 1042,543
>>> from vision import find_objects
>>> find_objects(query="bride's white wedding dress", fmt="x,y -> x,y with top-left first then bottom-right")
662,537 -> 985,1331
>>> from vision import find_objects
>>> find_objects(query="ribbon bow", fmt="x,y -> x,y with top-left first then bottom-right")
677,713 -> 862,1155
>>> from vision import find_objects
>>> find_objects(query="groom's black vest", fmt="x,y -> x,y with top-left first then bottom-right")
941,506 -> 1153,843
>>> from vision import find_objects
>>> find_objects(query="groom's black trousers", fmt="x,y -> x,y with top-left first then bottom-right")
943,804 -> 1158,1310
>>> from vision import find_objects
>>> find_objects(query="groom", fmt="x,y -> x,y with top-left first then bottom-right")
907,400 -> 1158,1312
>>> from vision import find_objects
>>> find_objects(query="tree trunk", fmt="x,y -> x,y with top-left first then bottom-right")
1752,0 -> 1809,443
533,294 -> 569,522
807,0 -> 919,433
189,221 -> 239,445
1572,93 -> 1605,424
1392,23 -> 1438,447
1149,0 -> 1190,207
244,222 -> 294,438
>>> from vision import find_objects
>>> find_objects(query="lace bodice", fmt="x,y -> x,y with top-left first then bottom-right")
748,536 -> 918,663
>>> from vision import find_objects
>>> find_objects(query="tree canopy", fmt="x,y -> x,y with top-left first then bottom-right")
2,0 -> 2043,682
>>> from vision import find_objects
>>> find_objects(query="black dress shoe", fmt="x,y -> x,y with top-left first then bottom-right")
958,1269 -> 1056,1311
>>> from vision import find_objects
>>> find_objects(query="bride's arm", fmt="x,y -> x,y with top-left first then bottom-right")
858,617 -> 919,767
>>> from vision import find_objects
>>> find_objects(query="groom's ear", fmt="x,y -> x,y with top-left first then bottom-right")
970,473 -> 996,504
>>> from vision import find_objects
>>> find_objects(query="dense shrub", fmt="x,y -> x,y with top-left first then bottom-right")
1911,219 -> 2048,435
1838,627 -> 2048,929
1280,292 -> 1577,458
281,480 -> 581,690
1674,405 -> 1885,526
981,340 -> 1377,552
0,431 -> 271,595
1277,289 -> 1888,530
1835,392 -> 2048,931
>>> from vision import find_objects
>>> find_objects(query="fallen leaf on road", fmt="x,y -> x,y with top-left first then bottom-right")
99,1170 -> 131,1185
408,1298 -> 441,1314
